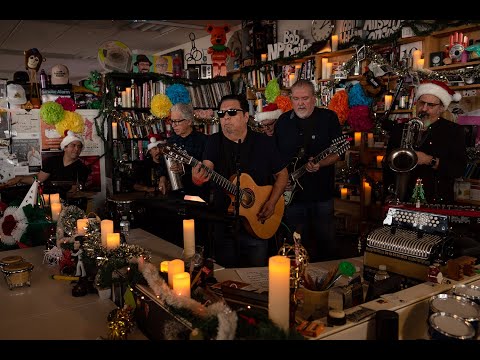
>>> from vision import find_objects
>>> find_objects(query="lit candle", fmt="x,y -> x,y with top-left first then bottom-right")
160,261 -> 169,273
173,272 -> 191,298
364,181 -> 372,206
326,62 -> 333,79
257,99 -> 263,113
384,94 -> 393,110
121,91 -> 127,107
168,259 -> 184,288
268,255 -> 290,332
107,232 -> 120,250
367,133 -> 374,147
261,53 -> 267,62
125,88 -> 132,108
42,194 -> 50,206
49,193 -> 60,204
289,73 -> 295,87
376,155 -> 384,168
331,34 -> 339,52
341,187 -> 348,200
412,49 -> 422,70
354,132 -> 362,147
321,58 -> 328,79
183,219 -> 195,259
51,203 -> 62,222
76,218 -> 88,236
101,219 -> 114,247
112,122 -> 118,139
417,58 -> 424,70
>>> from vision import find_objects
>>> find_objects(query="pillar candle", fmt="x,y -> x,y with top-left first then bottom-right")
112,122 -> 118,139
51,203 -> 62,222
341,187 -> 348,200
42,194 -> 50,206
107,232 -> 120,250
412,49 -> 422,70
268,255 -> 290,332
168,259 -> 184,288
384,95 -> 393,110
173,272 -> 191,298
331,34 -> 339,52
121,91 -> 127,107
160,261 -> 169,273
367,133 -> 374,147
376,155 -> 384,168
417,58 -> 424,70
321,58 -> 328,79
257,99 -> 263,113
101,219 -> 114,247
354,132 -> 361,147
261,53 -> 267,62
76,218 -> 88,236
49,193 -> 60,204
364,181 -> 372,206
125,88 -> 132,108
183,219 -> 195,259
289,73 -> 295,87
325,62 -> 333,79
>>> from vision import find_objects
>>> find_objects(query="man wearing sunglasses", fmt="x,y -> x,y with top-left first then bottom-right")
274,79 -> 343,262
166,102 -> 208,199
384,80 -> 466,204
192,94 -> 288,268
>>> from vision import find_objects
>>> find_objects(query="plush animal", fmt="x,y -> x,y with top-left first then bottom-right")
24,48 -> 45,72
206,24 -> 233,77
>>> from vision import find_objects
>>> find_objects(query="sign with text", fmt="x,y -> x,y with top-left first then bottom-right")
267,30 -> 312,61
335,20 -> 405,46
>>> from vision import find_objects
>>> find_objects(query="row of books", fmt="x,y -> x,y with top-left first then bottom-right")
116,115 -> 166,139
187,82 -> 233,109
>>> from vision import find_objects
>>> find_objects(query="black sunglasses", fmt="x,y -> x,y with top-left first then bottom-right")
217,109 -> 244,118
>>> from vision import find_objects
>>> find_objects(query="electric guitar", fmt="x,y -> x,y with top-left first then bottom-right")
284,135 -> 351,206
163,144 -> 284,240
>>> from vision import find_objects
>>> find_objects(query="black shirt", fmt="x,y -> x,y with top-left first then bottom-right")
42,155 -> 90,197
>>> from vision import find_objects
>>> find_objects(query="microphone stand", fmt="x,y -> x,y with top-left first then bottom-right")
234,139 -> 242,267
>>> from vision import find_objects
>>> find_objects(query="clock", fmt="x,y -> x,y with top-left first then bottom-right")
311,20 -> 333,42
429,52 -> 443,67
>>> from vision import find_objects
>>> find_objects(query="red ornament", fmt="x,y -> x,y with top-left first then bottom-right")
2,214 -> 17,236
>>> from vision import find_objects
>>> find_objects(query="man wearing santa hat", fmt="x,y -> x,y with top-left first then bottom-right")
384,80 -> 466,204
254,103 -> 283,136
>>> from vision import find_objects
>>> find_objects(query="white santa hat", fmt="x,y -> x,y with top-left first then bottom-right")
415,80 -> 462,108
60,130 -> 84,150
147,135 -> 164,151
254,103 -> 283,123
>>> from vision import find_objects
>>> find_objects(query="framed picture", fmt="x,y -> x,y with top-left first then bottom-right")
133,54 -> 154,73
186,64 -> 200,79
163,49 -> 184,76
200,64 -> 213,79
429,51 -> 444,67
153,55 -> 171,75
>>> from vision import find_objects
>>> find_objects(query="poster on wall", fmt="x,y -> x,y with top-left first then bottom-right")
11,109 -> 41,135
133,54 -> 154,73
40,121 -> 62,151
0,110 -> 8,138
153,55 -> 171,75
11,137 -> 42,173
78,109 -> 102,156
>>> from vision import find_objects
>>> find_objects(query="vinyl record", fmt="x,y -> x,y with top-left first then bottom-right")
98,40 -> 133,73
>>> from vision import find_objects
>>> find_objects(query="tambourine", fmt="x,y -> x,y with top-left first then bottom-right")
429,312 -> 476,340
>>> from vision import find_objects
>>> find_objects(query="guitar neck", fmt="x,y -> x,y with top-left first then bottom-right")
291,147 -> 334,181
188,157 -> 240,197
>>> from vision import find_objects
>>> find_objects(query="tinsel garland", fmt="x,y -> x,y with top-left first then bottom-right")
55,205 -> 86,241
108,306 -> 135,340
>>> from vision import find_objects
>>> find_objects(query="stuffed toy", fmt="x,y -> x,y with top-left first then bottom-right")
206,24 -> 233,77
24,48 -> 46,109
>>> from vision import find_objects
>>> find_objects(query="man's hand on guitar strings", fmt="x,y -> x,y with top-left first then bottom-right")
305,157 -> 320,172
192,163 -> 210,185
257,200 -> 275,223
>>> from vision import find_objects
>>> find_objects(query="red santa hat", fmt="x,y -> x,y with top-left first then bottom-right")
415,80 -> 462,108
254,103 -> 283,123
147,134 -> 164,151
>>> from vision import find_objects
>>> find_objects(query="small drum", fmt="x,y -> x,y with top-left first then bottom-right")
106,193 -> 145,229
2,261 -> 34,290
429,312 -> 476,340
0,255 -> 24,269
453,284 -> 480,305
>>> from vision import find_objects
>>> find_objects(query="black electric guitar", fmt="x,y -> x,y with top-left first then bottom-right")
163,144 -> 284,240
284,135 -> 350,206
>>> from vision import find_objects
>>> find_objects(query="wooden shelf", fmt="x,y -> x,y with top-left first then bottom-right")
430,24 -> 480,37
451,84 -> 480,90
426,60 -> 480,71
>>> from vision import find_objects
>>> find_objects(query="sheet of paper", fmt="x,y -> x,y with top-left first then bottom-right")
235,267 -> 269,293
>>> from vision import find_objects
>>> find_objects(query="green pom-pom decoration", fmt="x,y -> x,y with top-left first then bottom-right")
265,79 -> 280,104
40,101 -> 65,125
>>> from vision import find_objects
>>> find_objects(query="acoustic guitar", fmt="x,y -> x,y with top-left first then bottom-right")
163,144 -> 284,240
284,134 -> 351,206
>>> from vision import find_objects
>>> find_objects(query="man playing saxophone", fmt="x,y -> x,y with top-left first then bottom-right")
384,80 -> 466,204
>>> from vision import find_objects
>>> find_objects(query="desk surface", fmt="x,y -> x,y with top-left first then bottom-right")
0,228 -> 185,340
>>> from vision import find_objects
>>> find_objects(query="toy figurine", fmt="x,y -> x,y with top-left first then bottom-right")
206,24 -> 233,77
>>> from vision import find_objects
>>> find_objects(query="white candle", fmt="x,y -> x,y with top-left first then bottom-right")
42,194 -> 50,206
121,91 -> 127,107
364,181 -> 372,206
321,58 -> 328,79
376,155 -> 384,168
325,62 -> 333,79
49,193 -> 60,204
289,73 -> 295,87
112,122 -> 118,139
261,53 -> 267,62
412,49 -> 422,70
417,58 -> 424,70
173,272 -> 191,298
331,34 -> 339,52
160,261 -> 169,273
354,132 -> 362,147
125,88 -> 132,108
341,187 -> 348,200
384,94 -> 393,110
367,133 -> 374,148
268,255 -> 290,332
101,219 -> 114,247
51,203 -> 62,222
76,218 -> 88,236
107,232 -> 120,250
168,259 -> 184,288
183,219 -> 195,259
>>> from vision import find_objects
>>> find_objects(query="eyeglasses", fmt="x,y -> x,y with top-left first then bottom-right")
417,100 -> 442,109
171,119 -> 187,125
217,109 -> 243,118
259,119 -> 277,129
